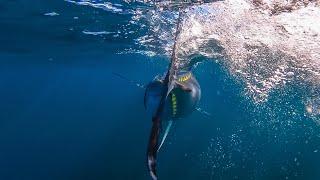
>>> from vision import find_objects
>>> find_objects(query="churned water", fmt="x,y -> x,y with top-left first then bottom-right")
0,0 -> 319,180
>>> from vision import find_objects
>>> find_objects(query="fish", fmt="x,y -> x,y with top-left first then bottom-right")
145,9 -> 183,179
145,4 -> 204,179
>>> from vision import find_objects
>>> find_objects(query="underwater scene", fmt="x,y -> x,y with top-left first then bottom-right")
0,0 -> 319,179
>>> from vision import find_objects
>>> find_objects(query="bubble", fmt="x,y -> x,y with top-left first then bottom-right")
306,105 -> 313,114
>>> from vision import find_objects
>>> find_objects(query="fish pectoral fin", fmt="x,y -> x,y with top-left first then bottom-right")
157,120 -> 173,152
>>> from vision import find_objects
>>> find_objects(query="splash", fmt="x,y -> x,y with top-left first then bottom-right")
65,0 -> 320,118
65,0 -> 125,13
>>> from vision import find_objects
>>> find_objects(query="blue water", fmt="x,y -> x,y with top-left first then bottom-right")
0,0 -> 319,180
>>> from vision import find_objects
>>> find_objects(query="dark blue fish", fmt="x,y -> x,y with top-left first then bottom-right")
144,9 -> 201,179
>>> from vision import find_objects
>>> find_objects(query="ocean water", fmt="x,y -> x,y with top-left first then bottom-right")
0,0 -> 319,180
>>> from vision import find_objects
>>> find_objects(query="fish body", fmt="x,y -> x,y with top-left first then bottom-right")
144,70 -> 201,179
144,71 -> 201,120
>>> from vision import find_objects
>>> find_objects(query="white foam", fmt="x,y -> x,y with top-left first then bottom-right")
65,0 -> 123,13
44,12 -> 59,16
82,30 -> 114,35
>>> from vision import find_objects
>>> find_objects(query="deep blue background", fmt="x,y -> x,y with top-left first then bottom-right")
0,0 -> 319,179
